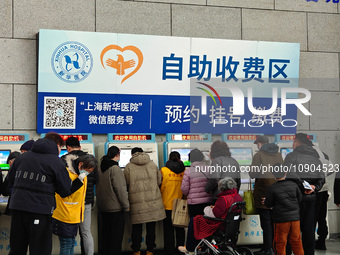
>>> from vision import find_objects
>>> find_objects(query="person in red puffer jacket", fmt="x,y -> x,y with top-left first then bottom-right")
178,177 -> 243,254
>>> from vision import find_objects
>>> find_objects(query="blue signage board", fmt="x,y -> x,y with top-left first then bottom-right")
37,30 -> 302,134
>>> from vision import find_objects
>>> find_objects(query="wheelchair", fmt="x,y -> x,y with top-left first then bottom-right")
193,201 -> 253,255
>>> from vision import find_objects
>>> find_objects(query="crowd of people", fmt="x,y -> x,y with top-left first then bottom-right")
0,132 -> 339,255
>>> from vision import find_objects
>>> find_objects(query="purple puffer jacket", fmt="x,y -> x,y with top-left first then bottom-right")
181,162 -> 212,205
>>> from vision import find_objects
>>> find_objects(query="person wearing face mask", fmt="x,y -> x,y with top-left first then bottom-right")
62,137 -> 98,255
52,154 -> 97,255
96,146 -> 130,255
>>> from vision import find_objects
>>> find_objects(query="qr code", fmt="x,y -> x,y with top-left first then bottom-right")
44,97 -> 76,129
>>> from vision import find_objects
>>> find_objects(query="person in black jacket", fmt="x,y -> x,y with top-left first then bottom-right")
6,132 -> 84,255
283,133 -> 325,255
63,137 -> 98,255
2,151 -> 21,215
265,165 -> 304,255
334,171 -> 340,207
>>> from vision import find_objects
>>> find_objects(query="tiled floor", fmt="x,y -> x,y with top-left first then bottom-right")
120,240 -> 340,254
248,240 -> 340,255
314,240 -> 340,255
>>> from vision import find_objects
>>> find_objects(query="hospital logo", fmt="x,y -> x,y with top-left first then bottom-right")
100,45 -> 143,84
249,216 -> 259,228
0,227 -> 10,240
51,41 -> 93,83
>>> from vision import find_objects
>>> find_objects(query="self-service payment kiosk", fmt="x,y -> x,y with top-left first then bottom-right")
97,133 -> 161,252
0,133 -> 29,252
275,133 -> 318,160
163,133 -> 212,166
222,133 -> 263,191
98,133 -> 159,168
41,133 -> 95,156
0,134 -> 29,172
222,133 -> 263,245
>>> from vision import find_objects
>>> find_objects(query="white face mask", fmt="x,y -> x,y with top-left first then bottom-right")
79,169 -> 89,175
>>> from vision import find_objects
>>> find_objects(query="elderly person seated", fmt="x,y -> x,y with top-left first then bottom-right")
178,177 -> 243,254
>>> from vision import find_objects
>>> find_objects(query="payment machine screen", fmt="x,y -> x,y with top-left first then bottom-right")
0,150 -> 11,164
119,149 -> 131,168
229,148 -> 253,166
59,149 -> 68,158
281,148 -> 293,160
171,148 -> 190,162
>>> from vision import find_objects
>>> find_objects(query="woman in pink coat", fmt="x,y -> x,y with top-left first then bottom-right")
181,149 -> 212,218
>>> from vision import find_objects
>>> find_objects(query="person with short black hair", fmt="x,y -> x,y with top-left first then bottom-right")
7,132 -> 81,255
161,151 -> 186,255
265,165 -> 304,255
124,147 -> 165,255
131,147 -> 143,155
96,146 -> 129,255
65,136 -> 81,151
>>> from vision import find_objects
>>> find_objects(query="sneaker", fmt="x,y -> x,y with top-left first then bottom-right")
178,246 -> 188,253
132,252 -> 141,255
178,246 -> 194,254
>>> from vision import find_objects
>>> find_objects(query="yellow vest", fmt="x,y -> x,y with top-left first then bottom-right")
160,167 -> 184,210
52,170 -> 87,224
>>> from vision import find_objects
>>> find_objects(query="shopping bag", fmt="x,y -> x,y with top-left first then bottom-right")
171,198 -> 190,227
243,180 -> 257,215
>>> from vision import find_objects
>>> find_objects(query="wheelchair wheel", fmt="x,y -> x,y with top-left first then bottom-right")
219,251 -> 234,255
235,246 -> 253,255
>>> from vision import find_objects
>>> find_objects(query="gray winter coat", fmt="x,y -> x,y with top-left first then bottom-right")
96,157 -> 129,213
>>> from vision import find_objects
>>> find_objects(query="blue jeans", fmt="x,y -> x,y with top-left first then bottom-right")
59,236 -> 75,255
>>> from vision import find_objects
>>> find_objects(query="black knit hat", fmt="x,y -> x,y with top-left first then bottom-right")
20,140 -> 34,151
